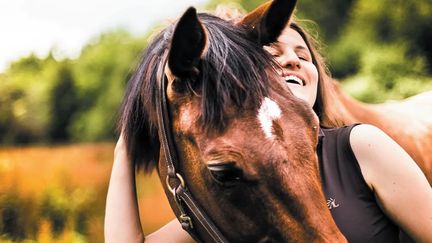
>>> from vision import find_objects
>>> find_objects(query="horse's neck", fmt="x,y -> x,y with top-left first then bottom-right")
331,81 -> 385,127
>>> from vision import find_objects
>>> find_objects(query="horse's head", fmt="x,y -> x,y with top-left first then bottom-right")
120,0 -> 346,242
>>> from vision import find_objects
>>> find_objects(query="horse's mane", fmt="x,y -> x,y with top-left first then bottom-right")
119,13 -> 278,171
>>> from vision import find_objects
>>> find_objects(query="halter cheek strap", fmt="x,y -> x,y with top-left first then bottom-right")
155,60 -> 228,243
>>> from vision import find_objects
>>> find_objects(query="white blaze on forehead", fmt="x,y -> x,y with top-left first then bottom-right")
257,97 -> 282,139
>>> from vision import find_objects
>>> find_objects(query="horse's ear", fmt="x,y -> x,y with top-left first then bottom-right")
238,0 -> 297,45
168,7 -> 206,79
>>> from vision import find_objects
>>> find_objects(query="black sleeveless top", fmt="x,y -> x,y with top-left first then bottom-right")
318,125 -> 400,243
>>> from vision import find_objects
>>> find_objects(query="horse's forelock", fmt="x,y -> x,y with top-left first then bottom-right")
120,13 -> 279,170
198,13 -> 278,132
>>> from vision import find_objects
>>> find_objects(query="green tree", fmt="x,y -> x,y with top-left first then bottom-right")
69,29 -> 148,142
0,54 -> 59,144
49,63 -> 79,142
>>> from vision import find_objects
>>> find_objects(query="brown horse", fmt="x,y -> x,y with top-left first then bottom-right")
119,0 -> 346,242
327,83 -> 432,184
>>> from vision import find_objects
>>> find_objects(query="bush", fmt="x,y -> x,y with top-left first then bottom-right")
0,192 -> 39,241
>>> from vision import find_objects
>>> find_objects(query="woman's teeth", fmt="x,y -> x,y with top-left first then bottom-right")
285,75 -> 304,86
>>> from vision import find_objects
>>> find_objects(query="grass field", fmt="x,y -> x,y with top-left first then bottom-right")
0,143 -> 174,242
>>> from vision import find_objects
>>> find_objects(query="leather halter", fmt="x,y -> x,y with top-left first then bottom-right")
155,62 -> 228,243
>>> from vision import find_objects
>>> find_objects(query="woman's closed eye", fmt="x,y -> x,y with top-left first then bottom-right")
298,56 -> 309,61
295,47 -> 312,62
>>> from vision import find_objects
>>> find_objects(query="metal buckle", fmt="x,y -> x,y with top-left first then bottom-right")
165,173 -> 193,229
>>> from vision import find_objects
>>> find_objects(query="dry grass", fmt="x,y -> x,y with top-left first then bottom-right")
0,143 -> 174,242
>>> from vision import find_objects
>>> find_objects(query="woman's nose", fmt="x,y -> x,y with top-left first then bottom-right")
277,51 -> 301,69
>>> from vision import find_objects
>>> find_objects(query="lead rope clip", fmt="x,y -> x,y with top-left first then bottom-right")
166,174 -> 194,229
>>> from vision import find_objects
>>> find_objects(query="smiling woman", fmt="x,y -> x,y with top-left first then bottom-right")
264,26 -> 319,107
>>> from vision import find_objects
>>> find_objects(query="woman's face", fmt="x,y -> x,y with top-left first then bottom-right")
264,27 -> 319,107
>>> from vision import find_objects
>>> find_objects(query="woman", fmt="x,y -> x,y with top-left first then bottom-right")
104,18 -> 432,243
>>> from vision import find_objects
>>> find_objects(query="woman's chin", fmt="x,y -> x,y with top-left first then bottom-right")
287,83 -> 304,97
287,84 -> 314,107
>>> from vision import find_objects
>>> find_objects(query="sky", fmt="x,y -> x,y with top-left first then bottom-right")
0,0 -> 208,72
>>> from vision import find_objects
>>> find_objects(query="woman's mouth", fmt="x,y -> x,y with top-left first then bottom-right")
284,75 -> 304,86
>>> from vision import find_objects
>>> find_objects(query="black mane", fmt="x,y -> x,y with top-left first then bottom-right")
119,13 -> 278,171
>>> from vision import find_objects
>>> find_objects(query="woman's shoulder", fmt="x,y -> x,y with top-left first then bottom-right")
321,123 -> 388,149
320,123 -> 395,164
349,124 -> 413,189
350,123 -> 386,138
349,124 -> 394,158
321,123 -> 390,189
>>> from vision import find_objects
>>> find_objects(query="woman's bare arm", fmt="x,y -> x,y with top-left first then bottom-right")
104,135 -> 195,243
104,135 -> 145,243
351,124 -> 432,242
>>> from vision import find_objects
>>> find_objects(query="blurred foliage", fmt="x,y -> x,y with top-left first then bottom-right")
0,144 -> 112,242
207,0 -> 355,41
328,0 -> 432,102
0,29 -> 148,145
49,63 -> 79,142
1,0 -> 432,144
0,144 -> 172,242
69,30 -> 148,142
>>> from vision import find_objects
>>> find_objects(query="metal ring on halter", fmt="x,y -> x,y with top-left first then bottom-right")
166,173 -> 186,196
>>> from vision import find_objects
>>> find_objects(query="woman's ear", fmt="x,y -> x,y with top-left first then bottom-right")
237,0 -> 297,45
168,7 -> 206,79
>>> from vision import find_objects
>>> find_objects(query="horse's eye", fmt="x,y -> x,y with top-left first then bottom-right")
207,163 -> 243,187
